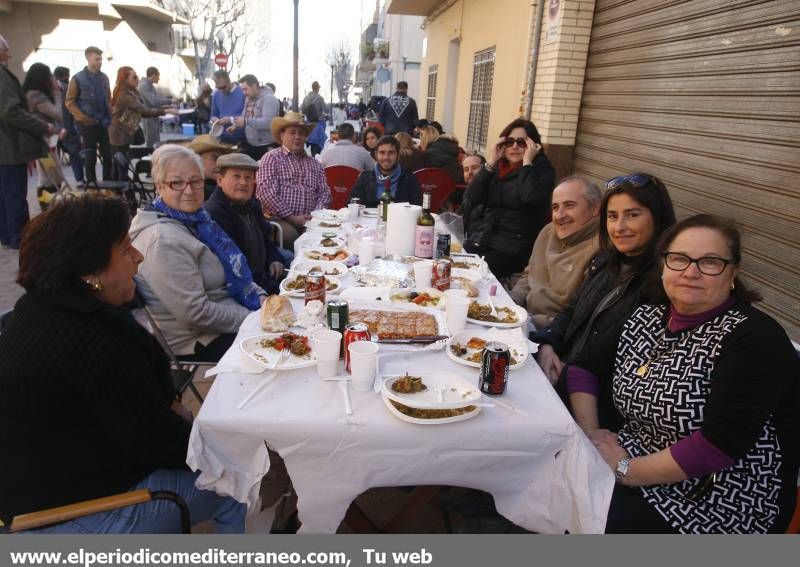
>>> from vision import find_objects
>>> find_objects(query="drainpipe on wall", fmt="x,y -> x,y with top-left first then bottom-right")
524,0 -> 545,120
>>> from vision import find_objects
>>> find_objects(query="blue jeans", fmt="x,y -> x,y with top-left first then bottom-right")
28,469 -> 246,534
0,163 -> 30,248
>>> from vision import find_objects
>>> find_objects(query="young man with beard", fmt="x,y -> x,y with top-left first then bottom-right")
349,135 -> 422,208
510,176 -> 602,329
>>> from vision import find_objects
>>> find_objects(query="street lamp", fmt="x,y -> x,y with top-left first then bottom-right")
292,0 -> 299,111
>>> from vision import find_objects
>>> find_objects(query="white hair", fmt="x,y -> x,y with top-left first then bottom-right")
151,144 -> 204,184
558,175 -> 603,208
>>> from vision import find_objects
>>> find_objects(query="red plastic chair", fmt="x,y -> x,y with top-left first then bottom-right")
324,166 -> 361,210
365,121 -> 384,135
413,168 -> 456,213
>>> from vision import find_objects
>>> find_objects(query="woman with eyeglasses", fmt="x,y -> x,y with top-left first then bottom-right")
130,145 -> 269,362
109,67 -> 173,181
459,118 -> 555,278
531,173 -> 676,431
583,214 -> 799,533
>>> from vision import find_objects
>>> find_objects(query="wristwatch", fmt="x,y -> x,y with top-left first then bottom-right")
614,457 -> 631,483
483,162 -> 495,172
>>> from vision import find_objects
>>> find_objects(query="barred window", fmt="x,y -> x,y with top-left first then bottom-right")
466,48 -> 495,153
425,64 -> 438,122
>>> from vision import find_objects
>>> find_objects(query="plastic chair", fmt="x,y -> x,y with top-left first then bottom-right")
3,489 -> 190,533
413,168 -> 456,213
114,152 -> 156,212
324,165 -> 361,210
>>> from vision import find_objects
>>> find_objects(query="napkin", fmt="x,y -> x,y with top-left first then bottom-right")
204,333 -> 268,378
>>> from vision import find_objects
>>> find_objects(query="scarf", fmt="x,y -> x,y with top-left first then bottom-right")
498,158 -> 523,179
151,197 -> 262,310
374,163 -> 402,200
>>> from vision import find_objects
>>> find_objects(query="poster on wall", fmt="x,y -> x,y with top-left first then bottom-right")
546,0 -> 562,43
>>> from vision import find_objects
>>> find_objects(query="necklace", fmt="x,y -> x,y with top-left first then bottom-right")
634,316 -> 676,378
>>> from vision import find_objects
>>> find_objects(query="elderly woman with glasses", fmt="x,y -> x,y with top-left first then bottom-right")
459,118 -> 555,278
580,214 -> 799,533
531,173 -> 677,431
130,145 -> 268,362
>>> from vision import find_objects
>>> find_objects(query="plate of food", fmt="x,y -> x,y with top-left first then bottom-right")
447,331 -> 529,370
451,268 -> 481,287
290,261 -> 348,277
301,234 -> 346,249
381,395 -> 480,425
348,304 -> 446,341
381,371 -> 481,409
279,275 -> 341,297
388,287 -> 444,309
239,332 -> 316,370
310,209 -> 342,221
306,218 -> 343,229
450,253 -> 483,270
466,301 -> 528,328
303,248 -> 352,262
361,208 -> 379,218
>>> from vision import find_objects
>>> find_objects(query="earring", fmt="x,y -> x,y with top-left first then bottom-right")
84,278 -> 103,292
730,281 -> 735,290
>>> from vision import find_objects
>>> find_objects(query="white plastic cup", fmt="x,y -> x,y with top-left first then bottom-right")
413,260 -> 433,288
348,341 -> 379,391
312,329 -> 342,378
444,290 -> 470,334
347,203 -> 360,220
359,240 -> 375,266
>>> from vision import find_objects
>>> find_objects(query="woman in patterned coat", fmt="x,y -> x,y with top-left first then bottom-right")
582,214 -> 799,533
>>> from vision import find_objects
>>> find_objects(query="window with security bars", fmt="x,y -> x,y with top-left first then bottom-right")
426,64 -> 438,121
466,48 -> 495,153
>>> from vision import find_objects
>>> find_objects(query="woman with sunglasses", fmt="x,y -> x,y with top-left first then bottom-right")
459,119 -> 555,278
130,145 -> 269,362
583,214 -> 799,533
531,173 -> 676,430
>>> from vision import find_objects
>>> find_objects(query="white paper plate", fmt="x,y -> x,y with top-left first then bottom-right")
388,287 -> 444,309
381,371 -> 481,409
279,275 -> 341,298
446,331 -> 529,370
450,253 -> 483,269
381,393 -> 481,425
305,218 -> 344,230
290,261 -> 349,277
361,208 -> 379,217
301,235 -> 346,249
451,268 -> 481,286
302,248 -> 353,262
466,302 -> 529,328
239,333 -> 317,370
310,209 -> 340,221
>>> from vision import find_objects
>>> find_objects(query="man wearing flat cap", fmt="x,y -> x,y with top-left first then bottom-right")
185,134 -> 235,199
205,152 -> 285,294
255,111 -> 331,249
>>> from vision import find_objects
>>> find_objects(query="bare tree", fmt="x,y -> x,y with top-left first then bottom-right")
326,40 -> 354,104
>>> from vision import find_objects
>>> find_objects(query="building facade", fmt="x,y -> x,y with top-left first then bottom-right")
389,0 -> 799,338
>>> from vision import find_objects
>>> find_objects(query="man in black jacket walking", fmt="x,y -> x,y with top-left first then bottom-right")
378,81 -> 418,136
205,153 -> 285,294
349,136 -> 422,208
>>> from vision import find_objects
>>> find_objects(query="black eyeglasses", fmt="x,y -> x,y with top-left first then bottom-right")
502,137 -> 527,148
605,174 -> 655,191
663,252 -> 733,276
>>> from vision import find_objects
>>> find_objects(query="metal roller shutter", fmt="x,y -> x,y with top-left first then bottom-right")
573,0 -> 800,339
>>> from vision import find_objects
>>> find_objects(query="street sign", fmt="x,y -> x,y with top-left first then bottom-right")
214,53 -> 228,67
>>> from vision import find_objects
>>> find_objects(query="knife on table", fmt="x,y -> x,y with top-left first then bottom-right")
375,335 -> 450,344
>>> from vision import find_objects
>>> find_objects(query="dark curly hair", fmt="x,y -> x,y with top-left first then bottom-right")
21,63 -> 55,103
499,118 -> 542,145
17,192 -> 131,292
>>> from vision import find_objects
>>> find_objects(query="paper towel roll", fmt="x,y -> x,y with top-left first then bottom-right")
385,202 -> 421,257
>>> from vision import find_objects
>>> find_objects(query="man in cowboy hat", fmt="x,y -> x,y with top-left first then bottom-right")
255,111 -> 331,249
184,134 -> 235,199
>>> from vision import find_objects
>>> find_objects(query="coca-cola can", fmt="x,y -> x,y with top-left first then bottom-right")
431,259 -> 451,291
304,272 -> 326,305
343,323 -> 371,372
479,342 -> 510,396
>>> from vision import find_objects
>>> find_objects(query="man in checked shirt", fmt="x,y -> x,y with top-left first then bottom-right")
255,111 -> 332,249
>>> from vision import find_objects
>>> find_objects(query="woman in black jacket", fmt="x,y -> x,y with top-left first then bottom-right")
0,193 -> 245,533
530,173 -> 676,431
419,125 -> 463,183
459,119 -> 555,278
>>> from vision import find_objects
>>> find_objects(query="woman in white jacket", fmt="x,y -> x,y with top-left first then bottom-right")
130,144 -> 268,361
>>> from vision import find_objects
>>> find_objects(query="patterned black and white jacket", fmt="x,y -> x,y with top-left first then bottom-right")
609,302 -> 799,533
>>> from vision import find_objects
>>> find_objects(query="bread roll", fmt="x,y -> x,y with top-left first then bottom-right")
260,295 -> 296,332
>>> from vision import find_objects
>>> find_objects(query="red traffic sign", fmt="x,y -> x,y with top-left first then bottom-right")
214,53 -> 228,67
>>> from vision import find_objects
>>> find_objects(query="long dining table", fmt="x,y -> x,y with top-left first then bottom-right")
186,211 -> 614,534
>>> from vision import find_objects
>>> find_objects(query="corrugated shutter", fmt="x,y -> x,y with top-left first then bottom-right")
573,0 -> 800,339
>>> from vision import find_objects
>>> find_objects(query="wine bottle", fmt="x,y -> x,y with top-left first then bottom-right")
414,191 -> 435,258
379,178 -> 392,222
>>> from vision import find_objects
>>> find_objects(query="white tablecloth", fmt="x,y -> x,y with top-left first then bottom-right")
187,286 -> 614,533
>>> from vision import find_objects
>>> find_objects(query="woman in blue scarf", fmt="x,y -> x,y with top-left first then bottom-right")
130,145 -> 269,362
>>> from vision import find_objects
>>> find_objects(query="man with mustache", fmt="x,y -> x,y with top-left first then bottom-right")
510,176 -> 601,328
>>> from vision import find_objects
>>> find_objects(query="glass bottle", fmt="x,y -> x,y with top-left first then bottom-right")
379,178 -> 392,223
414,191 -> 435,259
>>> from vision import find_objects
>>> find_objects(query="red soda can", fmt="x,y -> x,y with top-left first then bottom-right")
431,259 -> 451,291
479,341 -> 510,395
344,323 -> 371,372
304,272 -> 326,305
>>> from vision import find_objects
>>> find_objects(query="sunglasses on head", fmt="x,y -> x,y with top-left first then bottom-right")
605,174 -> 655,191
502,137 -> 527,148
